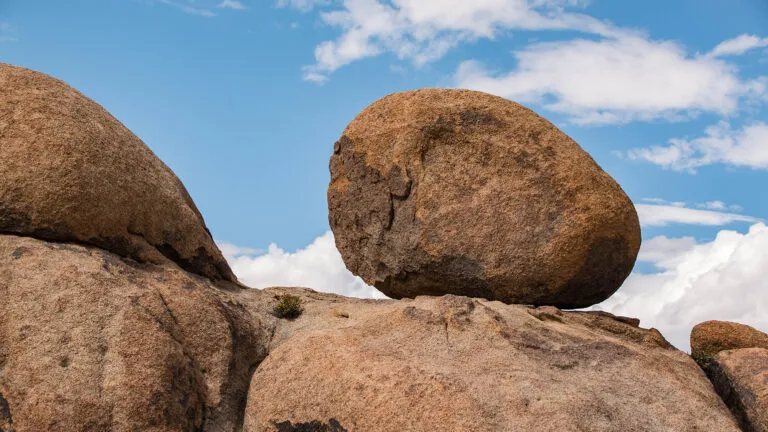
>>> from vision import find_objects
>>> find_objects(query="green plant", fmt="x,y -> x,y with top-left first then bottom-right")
691,351 -> 714,370
274,294 -> 304,319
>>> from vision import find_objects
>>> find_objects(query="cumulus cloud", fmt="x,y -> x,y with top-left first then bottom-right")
707,34 -> 768,58
454,35 -> 766,125
298,0 -> 622,81
594,223 -> 768,351
220,231 -> 386,299
625,121 -> 768,172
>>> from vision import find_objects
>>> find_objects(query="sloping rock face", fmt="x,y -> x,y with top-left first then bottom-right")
243,289 -> 739,432
328,89 -> 641,308
691,320 -> 768,365
0,63 -> 234,281
0,234 -> 268,431
707,348 -> 768,432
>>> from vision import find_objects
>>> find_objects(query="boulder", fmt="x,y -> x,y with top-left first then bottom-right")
707,348 -> 768,432
243,288 -> 739,432
0,63 -> 234,281
691,320 -> 768,366
327,89 -> 640,308
0,234 -> 268,431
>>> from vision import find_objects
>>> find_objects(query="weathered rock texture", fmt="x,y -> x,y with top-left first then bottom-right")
0,63 -> 234,281
707,348 -> 768,432
0,234 -> 268,432
243,288 -> 739,432
691,320 -> 768,365
328,89 -> 641,308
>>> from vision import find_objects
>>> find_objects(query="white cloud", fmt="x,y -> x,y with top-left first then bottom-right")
636,235 -> 697,266
708,34 -> 768,58
158,0 -> 216,17
277,0 -> 330,12
455,35 -> 766,125
641,198 -> 686,208
696,200 -> 743,212
0,22 -> 17,42
636,203 -> 760,227
594,223 -> 768,351
218,0 -> 246,10
626,121 -> 768,172
220,231 -> 386,299
299,0 -> 624,81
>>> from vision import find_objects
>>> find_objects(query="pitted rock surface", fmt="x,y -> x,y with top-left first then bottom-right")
328,89 -> 640,307
243,289 -> 739,432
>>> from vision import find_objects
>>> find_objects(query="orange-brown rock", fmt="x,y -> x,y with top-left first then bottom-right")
707,348 -> 768,432
0,234 -> 268,432
691,320 -> 768,365
0,63 -> 234,281
327,89 -> 641,308
243,288 -> 739,432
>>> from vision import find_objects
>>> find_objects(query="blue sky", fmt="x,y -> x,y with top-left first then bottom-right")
2,0 -> 767,349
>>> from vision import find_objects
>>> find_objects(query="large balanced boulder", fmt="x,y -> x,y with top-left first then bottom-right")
691,320 -> 768,366
707,348 -> 768,432
0,63 -> 234,281
328,89 -> 640,308
243,289 -> 739,432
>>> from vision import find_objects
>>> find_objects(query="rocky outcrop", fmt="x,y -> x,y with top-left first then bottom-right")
0,63 -> 234,281
0,66 -> 751,432
328,89 -> 640,308
707,348 -> 768,432
691,320 -> 768,366
0,234 -> 268,431
243,288 -> 739,432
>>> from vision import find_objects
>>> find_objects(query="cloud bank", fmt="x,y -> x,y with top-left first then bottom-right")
219,231 -> 386,299
594,223 -> 768,351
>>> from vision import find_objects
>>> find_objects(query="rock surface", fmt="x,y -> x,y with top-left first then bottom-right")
0,234 -> 268,432
707,348 -> 768,432
691,320 -> 768,365
0,63 -> 234,281
243,288 -> 739,432
328,89 -> 641,308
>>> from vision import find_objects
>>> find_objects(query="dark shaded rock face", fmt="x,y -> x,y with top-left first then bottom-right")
0,63 -> 234,281
328,89 -> 641,308
706,348 -> 768,432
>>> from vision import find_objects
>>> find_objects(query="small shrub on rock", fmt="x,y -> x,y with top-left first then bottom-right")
274,295 -> 304,319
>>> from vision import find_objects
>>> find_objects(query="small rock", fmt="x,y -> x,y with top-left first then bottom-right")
690,320 -> 768,366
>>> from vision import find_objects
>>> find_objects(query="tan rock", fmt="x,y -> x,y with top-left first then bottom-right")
707,348 -> 768,432
0,234 -> 268,431
0,63 -> 234,281
328,89 -> 640,308
691,320 -> 768,366
243,288 -> 739,432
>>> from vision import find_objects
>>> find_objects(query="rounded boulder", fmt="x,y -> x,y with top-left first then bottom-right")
328,89 -> 640,308
0,63 -> 234,281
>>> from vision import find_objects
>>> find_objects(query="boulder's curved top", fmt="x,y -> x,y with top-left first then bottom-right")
0,63 -> 234,281
328,89 -> 641,308
691,320 -> 768,364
